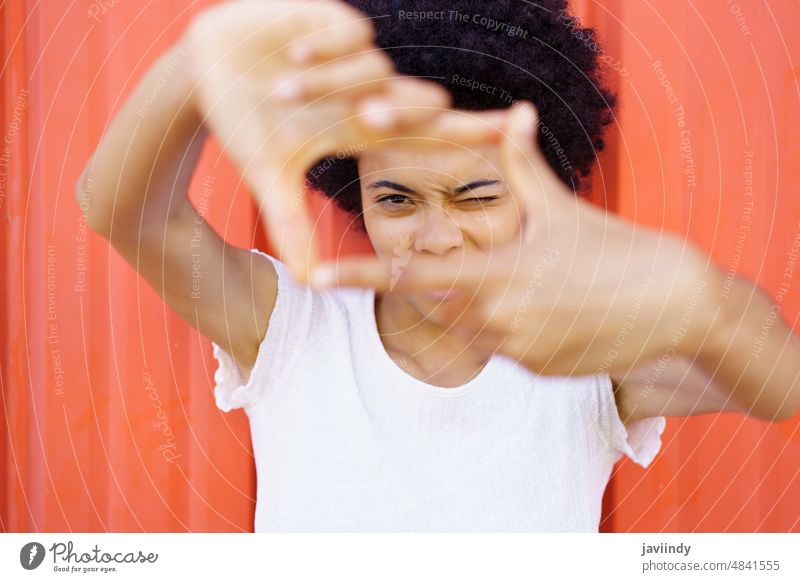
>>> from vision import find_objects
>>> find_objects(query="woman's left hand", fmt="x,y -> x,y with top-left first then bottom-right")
312,101 -> 725,376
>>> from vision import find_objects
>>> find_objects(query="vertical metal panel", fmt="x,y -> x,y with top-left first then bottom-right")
584,0 -> 800,532
1,0 -> 798,533
2,0 -> 35,533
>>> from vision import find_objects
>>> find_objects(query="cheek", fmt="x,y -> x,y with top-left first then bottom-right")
464,205 -> 523,249
363,211 -> 414,260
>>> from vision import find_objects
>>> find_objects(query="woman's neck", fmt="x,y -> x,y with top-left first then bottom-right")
374,291 -> 490,384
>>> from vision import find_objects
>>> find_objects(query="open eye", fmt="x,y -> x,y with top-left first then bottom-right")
376,194 -> 413,209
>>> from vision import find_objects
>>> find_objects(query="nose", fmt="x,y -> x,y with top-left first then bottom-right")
413,205 -> 463,255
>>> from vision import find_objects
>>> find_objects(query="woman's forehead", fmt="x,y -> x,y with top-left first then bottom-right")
358,144 -> 501,177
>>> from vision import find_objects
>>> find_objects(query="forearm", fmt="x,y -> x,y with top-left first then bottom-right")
697,273 -> 800,421
77,38 -> 207,238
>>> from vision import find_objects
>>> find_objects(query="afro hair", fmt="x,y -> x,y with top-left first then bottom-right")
305,0 -> 617,229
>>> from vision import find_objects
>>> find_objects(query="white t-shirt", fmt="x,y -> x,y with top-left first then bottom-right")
212,248 -> 666,532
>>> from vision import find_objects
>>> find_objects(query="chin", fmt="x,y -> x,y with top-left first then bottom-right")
409,294 -> 460,326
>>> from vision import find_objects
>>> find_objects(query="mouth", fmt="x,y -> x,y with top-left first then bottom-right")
424,289 -> 460,301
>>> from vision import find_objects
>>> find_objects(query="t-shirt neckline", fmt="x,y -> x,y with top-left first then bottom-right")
363,287 -> 497,397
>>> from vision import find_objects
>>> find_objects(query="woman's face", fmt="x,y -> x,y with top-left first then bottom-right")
358,143 -> 523,320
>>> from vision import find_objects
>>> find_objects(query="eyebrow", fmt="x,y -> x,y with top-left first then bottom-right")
453,179 -> 501,194
367,180 -> 416,194
367,179 -> 501,196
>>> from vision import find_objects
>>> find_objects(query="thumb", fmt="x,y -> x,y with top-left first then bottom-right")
310,250 -> 494,293
250,165 -> 320,284
500,101 -> 566,242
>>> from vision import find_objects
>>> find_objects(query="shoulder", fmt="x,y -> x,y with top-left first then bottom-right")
596,372 -> 667,468
253,250 -> 373,353
609,374 -> 641,427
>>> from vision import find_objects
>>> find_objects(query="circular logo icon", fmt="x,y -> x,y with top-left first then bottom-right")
20,542 -> 46,570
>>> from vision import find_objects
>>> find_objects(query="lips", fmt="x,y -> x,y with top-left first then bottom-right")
425,289 -> 460,301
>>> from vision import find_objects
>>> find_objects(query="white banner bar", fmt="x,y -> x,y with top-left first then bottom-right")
1,533 -> 797,581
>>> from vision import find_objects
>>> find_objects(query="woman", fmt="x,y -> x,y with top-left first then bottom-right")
77,0 -> 799,531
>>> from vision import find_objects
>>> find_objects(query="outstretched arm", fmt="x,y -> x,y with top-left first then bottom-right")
77,39 -> 277,375
613,272 -> 800,424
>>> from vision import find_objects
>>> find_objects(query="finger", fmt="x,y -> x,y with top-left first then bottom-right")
500,101 -> 567,239
356,77 -> 451,131
358,100 -> 508,150
250,166 -> 320,284
287,4 -> 376,62
310,251 -> 495,293
274,51 -> 395,101
187,2 -> 360,60
499,101 -> 544,233
410,108 -> 508,147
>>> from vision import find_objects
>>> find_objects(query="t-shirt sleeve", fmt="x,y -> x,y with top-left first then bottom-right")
211,248 -> 318,413
595,373 -> 666,468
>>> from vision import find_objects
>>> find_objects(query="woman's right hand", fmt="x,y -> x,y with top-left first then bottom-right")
183,0 -> 505,282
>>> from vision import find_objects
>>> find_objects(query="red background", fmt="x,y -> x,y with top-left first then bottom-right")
2,0 -> 799,532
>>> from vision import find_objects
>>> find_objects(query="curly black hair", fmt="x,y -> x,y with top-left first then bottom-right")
305,0 -> 617,230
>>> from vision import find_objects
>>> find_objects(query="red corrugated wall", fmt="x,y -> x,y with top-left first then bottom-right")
2,0 -> 798,532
